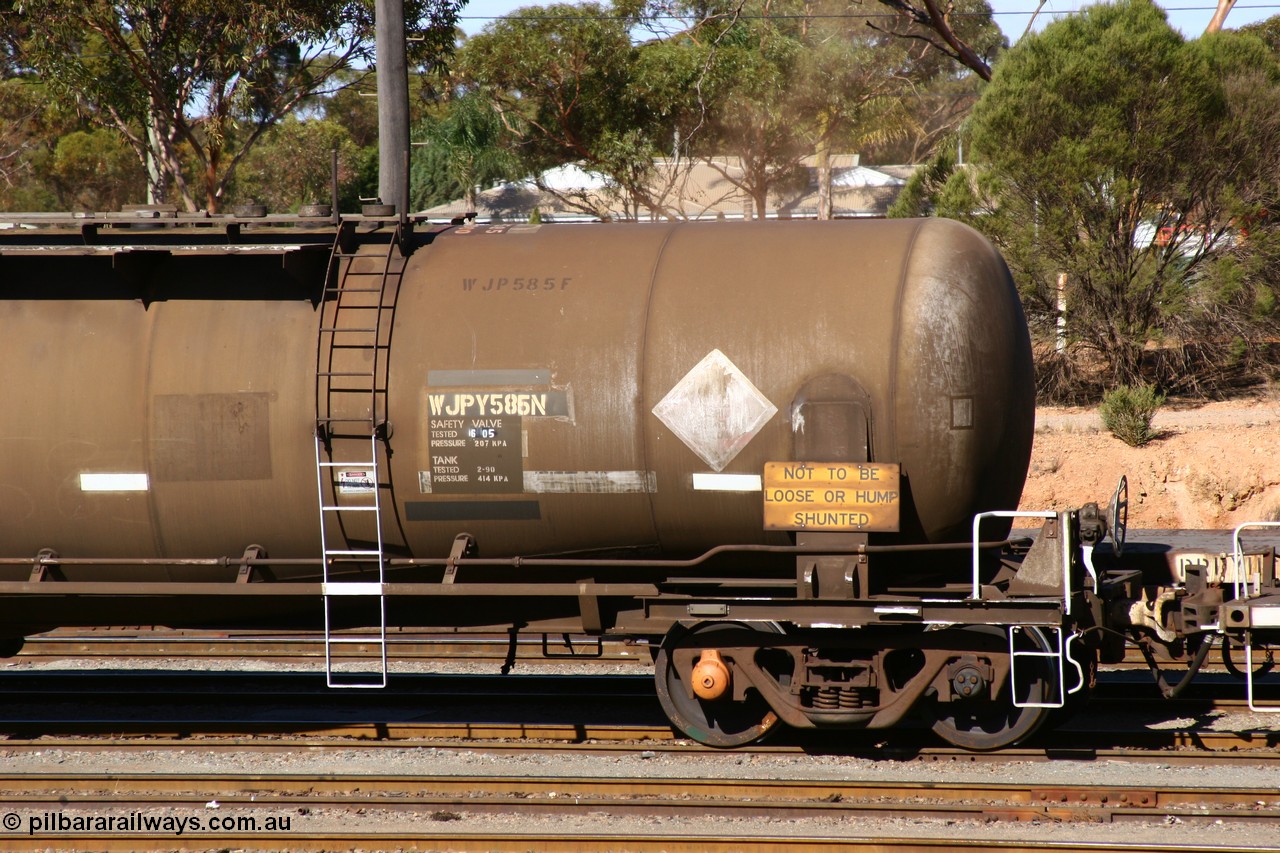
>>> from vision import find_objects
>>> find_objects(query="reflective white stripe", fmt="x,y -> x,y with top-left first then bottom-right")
523,470 -> 656,493
79,473 -> 149,492
692,473 -> 762,492
322,583 -> 384,596
1252,608 -> 1280,628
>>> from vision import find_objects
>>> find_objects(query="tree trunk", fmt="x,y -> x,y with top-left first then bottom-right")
144,98 -> 168,206
204,147 -> 221,213
816,128 -> 832,221
1204,0 -> 1236,33
1109,337 -> 1145,388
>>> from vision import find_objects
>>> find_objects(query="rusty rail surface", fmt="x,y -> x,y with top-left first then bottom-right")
0,768 -> 1276,851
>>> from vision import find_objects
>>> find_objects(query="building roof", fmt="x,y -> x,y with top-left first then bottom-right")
422,156 -> 916,223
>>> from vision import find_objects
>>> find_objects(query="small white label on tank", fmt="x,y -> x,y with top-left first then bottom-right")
79,473 -> 149,492
652,349 -> 777,472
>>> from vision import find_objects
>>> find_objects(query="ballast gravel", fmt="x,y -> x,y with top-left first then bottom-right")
2,660 -> 1279,850
2,744 -> 1280,850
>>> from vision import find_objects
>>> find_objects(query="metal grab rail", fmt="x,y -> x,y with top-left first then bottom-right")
972,511 -> 1071,616
1232,521 -> 1280,601
0,536 -> 1035,572
1230,522 -> 1280,713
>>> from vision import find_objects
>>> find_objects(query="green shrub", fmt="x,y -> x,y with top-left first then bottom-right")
1099,384 -> 1166,447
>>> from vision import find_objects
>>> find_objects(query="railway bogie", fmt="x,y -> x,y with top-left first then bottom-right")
1,211 -> 1278,748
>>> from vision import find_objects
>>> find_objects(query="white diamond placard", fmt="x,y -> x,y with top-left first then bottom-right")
652,349 -> 778,472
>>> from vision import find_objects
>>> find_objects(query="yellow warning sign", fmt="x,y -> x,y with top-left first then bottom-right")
763,462 -> 900,532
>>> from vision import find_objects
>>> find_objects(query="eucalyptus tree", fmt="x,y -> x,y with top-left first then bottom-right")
410,92 -> 520,211
871,0 -> 1002,80
648,0 -> 993,217
635,0 -> 914,218
230,115 -> 366,213
7,0 -> 463,212
459,2 -> 682,219
951,0 -> 1280,390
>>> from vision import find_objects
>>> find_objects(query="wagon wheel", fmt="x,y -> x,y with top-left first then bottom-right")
930,626 -> 1054,751
653,622 -> 781,748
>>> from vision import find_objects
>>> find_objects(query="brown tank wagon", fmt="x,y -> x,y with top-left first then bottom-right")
1,212 -> 1277,749
1,217 -> 1031,561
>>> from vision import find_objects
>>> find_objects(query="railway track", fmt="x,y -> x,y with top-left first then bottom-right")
0,756 -> 1278,851
0,667 -> 1276,755
18,626 -> 1249,669
2,631 -> 1279,850
12,627 -> 652,665
0,726 -> 1276,762
1,771 -> 1278,823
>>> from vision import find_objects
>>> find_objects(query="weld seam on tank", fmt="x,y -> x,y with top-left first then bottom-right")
885,219 -> 926,469
140,305 -> 167,564
639,223 -> 680,553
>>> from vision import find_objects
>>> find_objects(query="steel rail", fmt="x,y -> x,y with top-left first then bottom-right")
0,834 -> 1264,853
0,723 -> 1275,759
13,636 -> 648,664
1,771 -> 1277,809
0,773 -> 1277,852
0,670 -> 1268,714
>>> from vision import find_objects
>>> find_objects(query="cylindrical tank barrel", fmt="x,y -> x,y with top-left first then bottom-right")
0,218 -> 1034,577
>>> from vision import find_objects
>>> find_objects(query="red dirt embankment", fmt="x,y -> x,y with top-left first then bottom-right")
1018,398 -> 1280,528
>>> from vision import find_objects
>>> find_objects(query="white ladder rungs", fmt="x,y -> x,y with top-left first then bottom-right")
314,428 -> 389,689
1010,626 -> 1067,709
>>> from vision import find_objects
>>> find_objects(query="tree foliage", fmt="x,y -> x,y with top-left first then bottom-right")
50,129 -> 146,211
635,0 -> 993,217
0,76 -> 61,208
6,0 -> 463,212
410,92 -> 520,210
872,0 -> 1004,80
669,0 -> 914,217
458,3 -> 664,218
952,0 -> 1280,393
231,115 -> 366,212
456,0 -> 977,220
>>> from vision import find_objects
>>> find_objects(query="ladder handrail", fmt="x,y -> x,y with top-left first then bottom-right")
312,220 -> 406,690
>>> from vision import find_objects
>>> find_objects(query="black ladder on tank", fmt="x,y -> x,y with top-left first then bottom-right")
313,219 -> 407,687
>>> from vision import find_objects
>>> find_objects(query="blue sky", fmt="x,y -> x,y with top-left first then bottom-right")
453,0 -> 1277,40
